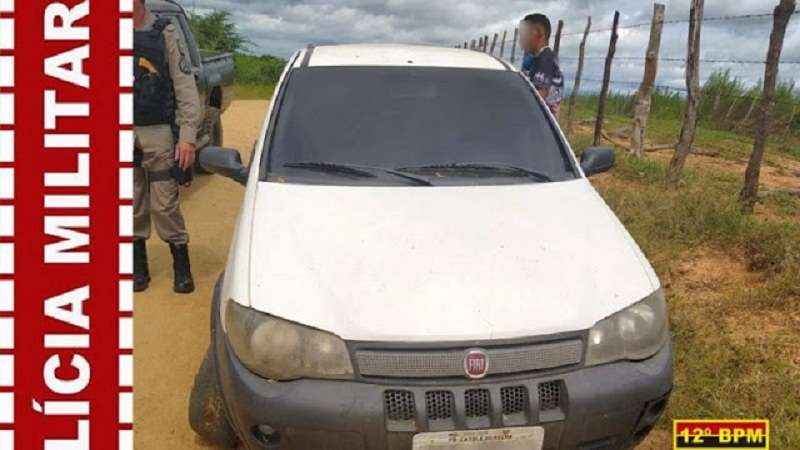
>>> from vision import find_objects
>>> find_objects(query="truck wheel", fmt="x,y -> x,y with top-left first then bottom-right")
189,346 -> 239,448
195,107 -> 222,174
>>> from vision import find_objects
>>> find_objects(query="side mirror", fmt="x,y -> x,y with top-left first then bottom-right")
580,147 -> 615,177
199,146 -> 248,185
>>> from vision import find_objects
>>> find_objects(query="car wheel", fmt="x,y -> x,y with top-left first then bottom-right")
188,345 -> 239,448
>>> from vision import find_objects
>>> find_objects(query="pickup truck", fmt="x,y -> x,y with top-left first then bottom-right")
148,0 -> 235,154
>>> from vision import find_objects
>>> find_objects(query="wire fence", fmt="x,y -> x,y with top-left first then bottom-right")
459,7 -> 800,136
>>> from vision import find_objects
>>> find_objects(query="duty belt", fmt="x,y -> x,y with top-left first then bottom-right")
147,169 -> 173,183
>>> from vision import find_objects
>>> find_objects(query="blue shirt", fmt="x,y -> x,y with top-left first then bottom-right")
521,53 -> 535,75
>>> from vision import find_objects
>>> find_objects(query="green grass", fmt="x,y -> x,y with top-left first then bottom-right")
234,53 -> 285,85
574,70 -> 799,137
567,97 -> 800,164
568,132 -> 800,447
233,83 -> 275,100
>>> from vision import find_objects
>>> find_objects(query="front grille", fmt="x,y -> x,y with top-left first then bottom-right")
501,386 -> 529,415
538,381 -> 561,411
464,389 -> 490,418
425,391 -> 454,420
384,390 -> 415,421
384,382 -> 563,429
357,339 -> 583,378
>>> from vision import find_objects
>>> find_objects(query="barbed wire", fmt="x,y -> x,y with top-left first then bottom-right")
459,9 -> 800,110
462,10 -> 799,49
560,11 -> 798,37
558,56 -> 800,65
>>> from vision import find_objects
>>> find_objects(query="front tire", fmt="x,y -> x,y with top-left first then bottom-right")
188,345 -> 239,448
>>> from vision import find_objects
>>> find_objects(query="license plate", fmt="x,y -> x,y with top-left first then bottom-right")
412,427 -> 544,450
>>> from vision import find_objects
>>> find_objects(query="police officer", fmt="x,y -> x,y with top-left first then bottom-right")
133,0 -> 202,293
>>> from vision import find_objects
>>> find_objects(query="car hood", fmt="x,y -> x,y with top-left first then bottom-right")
246,179 -> 659,342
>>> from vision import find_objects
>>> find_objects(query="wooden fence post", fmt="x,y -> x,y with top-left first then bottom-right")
500,30 -> 507,58
740,96 -> 758,126
786,104 -> 797,136
553,20 -> 564,57
593,11 -> 620,146
630,4 -> 665,157
490,33 -> 498,55
711,94 -> 721,116
511,28 -> 519,64
567,16 -> 591,137
740,0 -> 796,212
725,96 -> 739,121
667,0 -> 704,184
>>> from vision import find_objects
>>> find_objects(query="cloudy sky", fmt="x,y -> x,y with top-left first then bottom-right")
179,0 -> 799,91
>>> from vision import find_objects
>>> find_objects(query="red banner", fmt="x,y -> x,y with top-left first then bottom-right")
0,0 -> 131,448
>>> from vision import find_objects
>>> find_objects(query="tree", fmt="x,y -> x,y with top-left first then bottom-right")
740,0 -> 797,213
188,10 -> 250,53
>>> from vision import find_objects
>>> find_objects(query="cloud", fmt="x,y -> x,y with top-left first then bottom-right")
177,0 -> 800,89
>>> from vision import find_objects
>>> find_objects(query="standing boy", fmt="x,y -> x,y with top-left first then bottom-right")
519,13 -> 564,117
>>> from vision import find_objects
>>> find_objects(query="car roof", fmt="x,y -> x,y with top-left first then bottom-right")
291,44 -> 511,71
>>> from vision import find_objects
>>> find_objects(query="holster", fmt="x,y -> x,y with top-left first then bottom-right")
169,124 -> 193,187
134,147 -> 144,168
170,165 -> 193,187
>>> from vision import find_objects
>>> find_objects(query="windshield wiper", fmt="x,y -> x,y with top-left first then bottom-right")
398,162 -> 554,182
283,161 -> 433,186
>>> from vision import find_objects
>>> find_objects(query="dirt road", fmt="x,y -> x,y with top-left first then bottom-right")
134,100 -> 266,450
134,100 -> 669,449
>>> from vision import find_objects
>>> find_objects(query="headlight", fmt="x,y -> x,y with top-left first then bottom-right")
224,300 -> 354,381
585,289 -> 669,366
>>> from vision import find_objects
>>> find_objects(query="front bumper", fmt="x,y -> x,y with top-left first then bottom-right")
211,290 -> 672,450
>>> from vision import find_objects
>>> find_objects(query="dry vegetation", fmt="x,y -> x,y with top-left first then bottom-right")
565,103 -> 800,448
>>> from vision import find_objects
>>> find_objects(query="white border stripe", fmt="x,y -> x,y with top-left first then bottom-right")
118,317 -> 133,350
0,318 -> 13,349
0,355 -> 11,387
119,130 -> 133,163
0,281 -> 12,312
0,18 -> 13,50
0,394 -> 12,424
0,244 -> 13,274
119,280 -> 133,312
118,392 -> 133,424
0,205 -> 12,236
0,131 -> 13,163
119,168 -> 133,200
119,18 -> 133,50
119,242 -> 132,275
119,429 -> 133,450
0,56 -> 13,87
0,430 -> 12,449
119,354 -> 133,387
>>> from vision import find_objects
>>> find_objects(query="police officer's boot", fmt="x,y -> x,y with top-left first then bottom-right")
133,238 -> 150,292
169,242 -> 195,294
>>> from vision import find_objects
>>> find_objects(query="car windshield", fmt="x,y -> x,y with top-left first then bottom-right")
263,66 -> 577,186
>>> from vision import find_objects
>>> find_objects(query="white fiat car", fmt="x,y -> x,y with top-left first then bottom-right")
190,44 -> 672,450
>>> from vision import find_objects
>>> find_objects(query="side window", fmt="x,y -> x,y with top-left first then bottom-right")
175,15 -> 201,68
155,13 -> 200,68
